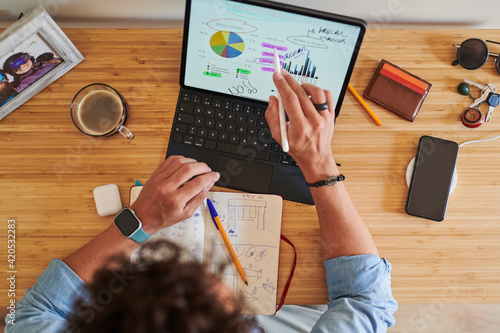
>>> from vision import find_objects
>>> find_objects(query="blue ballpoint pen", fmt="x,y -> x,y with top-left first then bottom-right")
206,198 -> 248,286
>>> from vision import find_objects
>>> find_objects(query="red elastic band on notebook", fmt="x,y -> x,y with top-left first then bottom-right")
275,234 -> 297,314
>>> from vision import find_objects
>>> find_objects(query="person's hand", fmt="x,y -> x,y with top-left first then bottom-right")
131,156 -> 219,233
265,69 -> 338,183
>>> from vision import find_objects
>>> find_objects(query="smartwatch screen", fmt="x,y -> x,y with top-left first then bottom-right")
115,209 -> 140,237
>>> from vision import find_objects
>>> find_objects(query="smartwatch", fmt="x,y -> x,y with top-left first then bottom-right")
114,208 -> 151,243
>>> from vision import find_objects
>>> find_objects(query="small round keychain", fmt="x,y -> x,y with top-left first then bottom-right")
461,108 -> 484,128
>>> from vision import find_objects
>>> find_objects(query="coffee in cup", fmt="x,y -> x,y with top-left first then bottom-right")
71,84 -> 134,139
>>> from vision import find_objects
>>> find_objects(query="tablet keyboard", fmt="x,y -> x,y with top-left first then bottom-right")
170,89 -> 297,167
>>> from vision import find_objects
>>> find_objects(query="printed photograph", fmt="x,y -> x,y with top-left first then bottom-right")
0,6 -> 83,121
0,33 -> 64,107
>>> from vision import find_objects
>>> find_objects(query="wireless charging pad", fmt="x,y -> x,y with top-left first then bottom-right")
406,157 -> 458,194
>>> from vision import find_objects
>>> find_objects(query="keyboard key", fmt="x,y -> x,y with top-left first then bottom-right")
174,123 -> 188,134
188,126 -> 197,136
226,112 -> 236,122
248,128 -> 257,136
257,118 -> 267,128
215,110 -> 225,119
255,107 -> 265,117
208,129 -> 219,139
205,118 -> 215,128
213,99 -> 222,108
237,125 -> 247,135
280,155 -> 291,165
233,103 -> 242,112
260,140 -> 270,150
240,136 -> 250,146
183,135 -> 194,145
195,116 -> 204,126
194,138 -> 204,147
250,138 -> 260,149
179,103 -> 194,113
172,133 -> 183,143
177,113 -> 194,124
194,106 -> 204,115
258,129 -> 269,140
192,95 -> 201,104
202,97 -> 212,106
217,142 -> 269,160
197,128 -> 207,137
205,108 -> 215,117
219,132 -> 229,142
181,92 -> 190,102
205,140 -> 217,150
269,153 -> 280,163
271,142 -> 282,153
216,121 -> 225,130
246,116 -> 257,126
223,101 -> 232,110
236,114 -> 246,123
244,105 -> 254,115
226,123 -> 236,133
230,134 -> 240,144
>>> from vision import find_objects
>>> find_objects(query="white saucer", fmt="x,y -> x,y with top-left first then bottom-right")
405,157 -> 458,194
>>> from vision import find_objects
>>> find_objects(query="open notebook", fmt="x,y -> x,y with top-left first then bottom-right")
130,187 -> 283,315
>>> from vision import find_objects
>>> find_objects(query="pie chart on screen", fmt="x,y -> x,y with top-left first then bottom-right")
210,31 -> 245,58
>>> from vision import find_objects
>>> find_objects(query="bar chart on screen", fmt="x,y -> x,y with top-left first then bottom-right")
282,50 -> 319,82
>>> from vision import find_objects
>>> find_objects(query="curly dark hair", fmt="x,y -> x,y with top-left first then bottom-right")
68,240 -> 251,333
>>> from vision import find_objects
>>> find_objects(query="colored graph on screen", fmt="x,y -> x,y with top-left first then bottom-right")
281,50 -> 318,79
210,31 -> 245,58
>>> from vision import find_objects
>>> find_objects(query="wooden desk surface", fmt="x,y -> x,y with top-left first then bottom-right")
1,28 -> 500,306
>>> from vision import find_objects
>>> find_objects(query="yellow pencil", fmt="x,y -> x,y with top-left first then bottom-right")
206,199 -> 248,286
348,83 -> 382,126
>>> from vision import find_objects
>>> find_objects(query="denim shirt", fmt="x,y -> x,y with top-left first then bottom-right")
5,255 -> 397,332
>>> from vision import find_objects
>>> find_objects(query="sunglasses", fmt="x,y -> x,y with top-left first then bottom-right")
452,38 -> 500,74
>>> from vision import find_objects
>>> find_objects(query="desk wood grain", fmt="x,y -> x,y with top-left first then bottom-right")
1,29 -> 500,307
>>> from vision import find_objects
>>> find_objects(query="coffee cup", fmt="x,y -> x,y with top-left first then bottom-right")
70,83 -> 134,140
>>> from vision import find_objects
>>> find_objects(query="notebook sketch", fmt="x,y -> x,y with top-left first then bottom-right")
227,199 -> 267,232
130,188 -> 283,315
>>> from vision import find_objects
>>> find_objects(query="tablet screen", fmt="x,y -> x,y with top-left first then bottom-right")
182,0 -> 365,113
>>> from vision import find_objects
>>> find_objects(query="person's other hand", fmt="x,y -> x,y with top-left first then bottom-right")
265,69 -> 338,183
131,156 -> 219,233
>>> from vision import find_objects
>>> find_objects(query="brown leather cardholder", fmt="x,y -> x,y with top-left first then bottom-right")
363,59 -> 432,121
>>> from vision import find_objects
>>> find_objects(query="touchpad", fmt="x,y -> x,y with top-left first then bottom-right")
215,156 -> 273,193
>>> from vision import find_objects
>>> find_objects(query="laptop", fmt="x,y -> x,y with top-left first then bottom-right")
166,0 -> 366,204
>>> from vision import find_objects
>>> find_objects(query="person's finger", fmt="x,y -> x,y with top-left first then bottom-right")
281,75 -> 324,120
300,83 -> 330,114
272,70 -> 305,122
176,171 -> 220,211
324,89 -> 335,119
181,186 -> 212,218
265,95 -> 282,144
169,161 -> 214,188
151,155 -> 198,181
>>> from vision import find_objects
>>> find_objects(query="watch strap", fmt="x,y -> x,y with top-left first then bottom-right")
130,227 -> 151,243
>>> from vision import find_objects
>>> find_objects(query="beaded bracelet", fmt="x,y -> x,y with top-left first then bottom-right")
306,174 -> 345,188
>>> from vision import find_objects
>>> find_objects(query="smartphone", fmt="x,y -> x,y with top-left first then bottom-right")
406,135 -> 459,221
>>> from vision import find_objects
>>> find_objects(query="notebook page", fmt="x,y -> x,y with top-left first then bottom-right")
204,192 -> 283,315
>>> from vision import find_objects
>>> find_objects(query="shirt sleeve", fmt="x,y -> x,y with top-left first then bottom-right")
311,254 -> 398,333
5,259 -> 88,333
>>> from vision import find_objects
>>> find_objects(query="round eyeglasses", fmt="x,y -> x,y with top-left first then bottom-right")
452,38 -> 500,74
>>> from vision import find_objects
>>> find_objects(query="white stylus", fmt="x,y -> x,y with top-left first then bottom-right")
273,48 -> 289,153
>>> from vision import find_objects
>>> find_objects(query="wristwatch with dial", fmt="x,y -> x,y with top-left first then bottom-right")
114,207 -> 151,243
